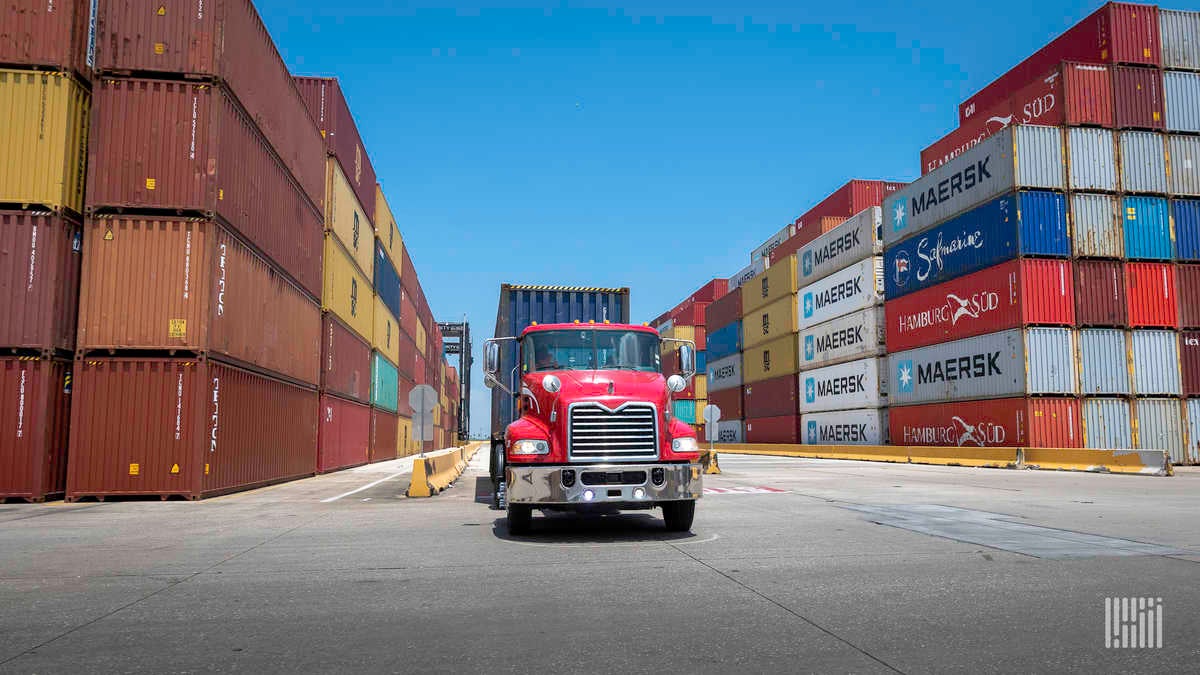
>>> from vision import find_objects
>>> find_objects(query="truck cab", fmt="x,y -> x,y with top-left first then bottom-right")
484,322 -> 703,534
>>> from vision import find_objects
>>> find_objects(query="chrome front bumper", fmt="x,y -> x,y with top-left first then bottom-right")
505,463 -> 703,504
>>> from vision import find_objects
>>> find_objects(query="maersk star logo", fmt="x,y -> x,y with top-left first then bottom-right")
807,420 -> 818,443
802,292 -> 814,318
804,335 -> 815,361
893,201 -> 907,232
805,377 -> 816,403
802,250 -> 814,276
897,360 -> 914,393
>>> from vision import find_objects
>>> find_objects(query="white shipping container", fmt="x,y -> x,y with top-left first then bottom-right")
1167,134 -> 1200,197
657,319 -> 674,334
1078,329 -> 1131,395
802,408 -> 888,445
798,257 -> 884,330
800,306 -> 886,371
797,206 -> 882,285
706,352 -> 743,392
1120,131 -> 1168,194
714,419 -> 744,444
1135,398 -> 1187,464
1071,193 -> 1123,258
1130,330 -> 1182,396
1067,128 -> 1117,192
888,328 -> 1077,405
1161,9 -> 1200,71
800,357 -> 887,413
750,224 -> 795,263
728,258 -> 767,291
1082,398 -> 1134,449
1185,399 -> 1200,464
1165,70 -> 1200,134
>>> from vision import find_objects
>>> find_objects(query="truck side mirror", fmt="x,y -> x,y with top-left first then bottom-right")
484,341 -> 500,383
678,344 -> 696,379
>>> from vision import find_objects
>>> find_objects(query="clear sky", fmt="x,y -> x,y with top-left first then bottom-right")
257,0 -> 1199,437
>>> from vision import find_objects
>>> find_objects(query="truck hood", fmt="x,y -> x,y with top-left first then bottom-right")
522,369 -> 669,417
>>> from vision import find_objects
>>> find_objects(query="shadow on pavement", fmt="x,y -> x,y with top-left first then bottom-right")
489,509 -> 700,544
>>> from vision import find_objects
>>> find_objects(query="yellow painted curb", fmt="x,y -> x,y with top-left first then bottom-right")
1023,448 -> 1173,476
908,446 -> 1018,469
406,443 -> 484,497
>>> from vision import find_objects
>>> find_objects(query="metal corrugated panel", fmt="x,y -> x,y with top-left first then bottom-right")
322,234 -> 373,343
801,306 -> 886,370
1161,10 -> 1200,71
1181,330 -> 1200,395
1125,263 -> 1178,328
1122,196 -> 1173,260
797,206 -> 881,285
715,420 -> 745,444
802,408 -> 888,445
800,357 -> 886,413
1167,134 -> 1200,196
0,212 -> 81,353
1165,71 -> 1200,133
0,70 -> 89,214
294,78 -> 378,223
709,387 -> 743,420
799,257 -> 883,329
705,322 -> 741,361
373,241 -> 401,321
1186,399 -> 1200,463
325,158 -> 375,280
371,297 -> 400,367
317,394 -> 371,473
374,186 -> 403,272
1113,66 -> 1166,130
1173,199 -> 1200,260
0,0 -> 91,75
370,408 -> 399,463
1179,265 -> 1200,329
1017,189 -> 1072,255
742,333 -> 800,384
321,313 -> 371,403
1071,193 -> 1123,258
1067,128 -> 1117,192
890,397 -> 1081,448
1082,398 -> 1134,449
1014,126 -> 1066,191
370,352 -> 399,413
1073,260 -> 1127,327
1134,398 -> 1186,463
1078,329 -> 1131,395
1025,328 -> 1077,394
1130,330 -> 1183,396
728,258 -> 766,291
750,224 -> 795,262
1120,131 -> 1168,194
744,374 -> 799,418
0,358 -> 70,501
741,255 -> 798,314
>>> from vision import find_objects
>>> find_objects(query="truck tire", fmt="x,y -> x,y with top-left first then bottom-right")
507,504 -> 533,535
662,500 -> 695,532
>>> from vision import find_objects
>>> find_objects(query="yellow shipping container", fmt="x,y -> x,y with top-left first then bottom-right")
325,157 -> 374,279
741,254 -> 798,315
0,70 -> 89,213
322,234 -> 373,341
372,296 -> 400,366
415,320 -> 427,356
374,184 -> 403,273
693,374 -> 707,399
397,417 -> 414,457
742,333 -> 800,384
742,293 -> 798,350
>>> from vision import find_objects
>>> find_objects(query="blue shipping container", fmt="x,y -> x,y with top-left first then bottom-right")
883,190 -> 1069,300
1123,196 -> 1173,261
672,399 -> 697,424
695,351 -> 707,372
706,321 -> 742,360
1174,199 -> 1200,261
374,241 -> 402,320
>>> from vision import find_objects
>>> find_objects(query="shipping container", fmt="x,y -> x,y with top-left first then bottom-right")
884,190 -> 1070,300
742,333 -> 800,384
692,374 -> 708,400
743,374 -> 800,419
1074,260 -> 1128,326
802,409 -> 887,445
1071,193 -> 1123,258
800,357 -> 886,414
1122,196 -> 1173,259
958,3 -> 1161,125
741,254 -> 798,315
1078,329 -> 1132,395
714,419 -> 745,444
890,397 -> 1082,448
705,353 -> 743,393
1161,9 -> 1200,71
374,185 -> 403,270
321,312 -> 370,403
750,224 -> 795,263
1130,330 -> 1182,396
1119,132 -> 1168,194
92,0 -> 326,207
728,258 -> 767,291
0,212 -> 81,353
1067,128 -> 1117,191
1134,398 -> 1186,463
669,279 -> 728,314
1180,265 -> 1200,328
0,358 -> 70,501
371,298 -> 400,367
888,328 -> 1077,406
672,399 -> 698,424
797,207 -> 882,286
704,291 -> 742,335
0,70 -> 89,214
799,257 -> 884,330
884,126 -> 1065,246
322,234 -> 373,343
1113,65 -> 1165,131
374,241 -> 401,322
317,394 -> 370,473
669,301 -> 708,328
742,294 -> 797,350
1082,397 -> 1134,448
370,408 -> 399,463
798,179 -> 903,230
293,77 -> 378,222
1164,71 -> 1200,133
324,157 -> 374,279
397,416 -> 414,456
802,307 -> 886,370
744,415 -> 801,444
1167,135 -> 1200,197
0,0 -> 92,75
1179,331 -> 1200,395
818,216 -> 848,233
1124,262 -> 1178,328
708,387 -> 743,421
78,217 -> 321,384
87,78 -> 324,296
370,352 -> 399,413
1186,399 -> 1200,463
705,322 -> 742,361
67,358 -> 317,500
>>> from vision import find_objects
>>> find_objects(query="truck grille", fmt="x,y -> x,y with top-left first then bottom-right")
568,403 -> 659,462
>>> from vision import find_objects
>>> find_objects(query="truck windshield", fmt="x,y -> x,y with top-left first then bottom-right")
523,330 -> 660,373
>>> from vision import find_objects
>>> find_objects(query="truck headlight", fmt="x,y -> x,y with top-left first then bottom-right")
511,439 -> 550,455
671,437 -> 699,453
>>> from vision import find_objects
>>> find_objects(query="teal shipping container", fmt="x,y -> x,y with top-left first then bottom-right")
371,351 -> 399,412
1123,196 -> 1174,261
673,399 -> 698,424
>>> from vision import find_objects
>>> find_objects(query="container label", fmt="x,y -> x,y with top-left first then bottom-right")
802,409 -> 886,445
209,377 -> 220,453
899,416 -> 1010,446
801,307 -> 885,368
215,243 -> 227,316
86,0 -> 97,68
129,463 -> 140,476
889,329 -> 1027,405
174,372 -> 184,440
170,463 -> 180,474
15,370 -> 26,439
801,358 -> 886,412
182,229 -> 192,300
26,223 -> 38,291
798,257 -> 883,329
169,319 -> 187,338
189,95 -> 198,160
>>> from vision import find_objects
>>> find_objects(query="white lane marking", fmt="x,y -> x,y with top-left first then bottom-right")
320,471 -> 409,503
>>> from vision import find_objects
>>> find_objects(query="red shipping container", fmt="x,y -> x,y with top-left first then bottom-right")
705,290 -> 743,334
400,288 -> 419,338
669,279 -> 728,317
397,375 -> 415,417
1180,331 -> 1200,396
1074,260 -> 1127,326
1125,262 -> 1177,327
708,387 -> 743,421
1176,264 -> 1200,329
414,354 -> 428,385
293,77 -> 378,223
922,62 -> 1114,174
396,332 -> 417,380
322,312 -> 371,403
87,78 -> 324,297
768,228 -> 822,267
958,2 -> 1160,125
0,211 -> 81,354
745,415 -> 800,444
694,326 -> 707,351
0,358 -> 70,501
890,398 -> 1082,448
92,0 -> 326,208
743,375 -> 799,419
0,1 -> 91,76
797,179 -> 896,227
370,408 -> 399,463
67,358 -> 318,500
1113,65 -> 1165,130
670,301 -> 708,327
885,259 -> 1075,353
317,394 -> 370,473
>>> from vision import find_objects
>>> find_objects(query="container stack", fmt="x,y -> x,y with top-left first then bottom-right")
740,251 -> 803,443
704,290 -> 745,443
654,279 -> 726,438
0,1 -> 92,501
768,180 -> 906,267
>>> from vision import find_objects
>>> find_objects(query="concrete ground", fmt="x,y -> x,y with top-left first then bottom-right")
1,452 -> 1198,674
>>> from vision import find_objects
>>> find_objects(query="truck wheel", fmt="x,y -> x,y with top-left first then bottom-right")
662,500 -> 695,532
507,504 -> 533,535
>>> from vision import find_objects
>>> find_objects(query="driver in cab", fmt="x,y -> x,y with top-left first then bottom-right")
535,343 -> 559,371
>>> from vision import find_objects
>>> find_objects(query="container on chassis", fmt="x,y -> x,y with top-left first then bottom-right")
0,358 -> 71,501
890,397 -> 1081,448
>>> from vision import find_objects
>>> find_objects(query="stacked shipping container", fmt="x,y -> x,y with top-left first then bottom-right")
655,279 -> 726,438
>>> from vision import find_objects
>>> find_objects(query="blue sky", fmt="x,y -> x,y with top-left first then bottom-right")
258,0 -> 1199,436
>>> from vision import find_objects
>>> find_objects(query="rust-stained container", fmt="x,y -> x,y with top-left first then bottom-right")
1,70 -> 90,214
322,234 -> 372,343
86,78 -> 323,297
743,374 -> 800,419
0,0 -> 92,75
370,408 -> 399,463
708,386 -> 743,421
704,289 -> 742,334
321,312 -> 370,403
374,184 -> 403,270
0,211 -> 81,354
92,0 -> 326,208
1113,65 -> 1165,130
1074,259 -> 1127,326
323,157 -> 374,279
1125,262 -> 1178,328
745,415 -> 801,444
0,358 -> 71,501
1176,264 -> 1200,329
293,77 -> 378,223
317,393 -> 369,473
67,357 -> 318,500
77,217 -> 321,384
